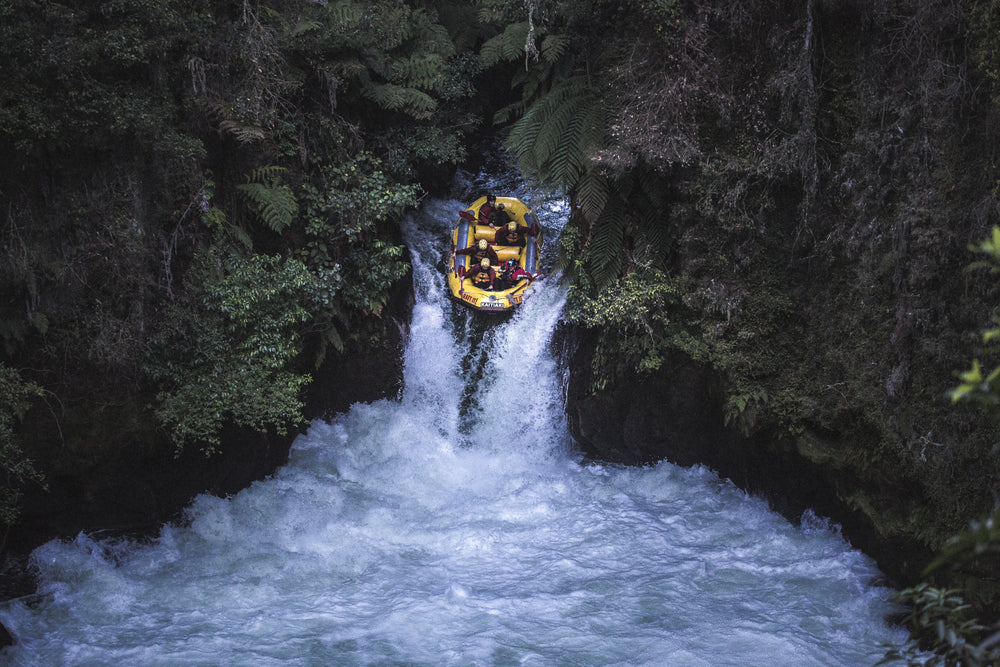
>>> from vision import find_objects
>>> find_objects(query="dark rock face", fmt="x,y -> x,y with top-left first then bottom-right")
303,250 -> 414,421
560,324 -> 932,588
0,619 -> 11,650
2,265 -> 414,576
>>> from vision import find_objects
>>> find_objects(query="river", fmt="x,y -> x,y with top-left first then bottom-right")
0,183 -> 909,665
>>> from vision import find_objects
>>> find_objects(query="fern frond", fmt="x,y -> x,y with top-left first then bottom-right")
364,82 -> 407,109
327,0 -> 364,25
480,22 -> 530,67
502,22 -> 530,61
244,165 -> 287,183
480,34 -> 506,69
543,108 -> 588,185
389,53 -> 444,89
533,96 -> 578,168
231,225 -> 254,250
236,182 -> 298,233
363,82 -> 437,118
289,19 -> 322,38
506,76 -> 605,190
236,167 -> 298,234
578,96 -> 606,155
400,87 -> 437,117
576,168 -> 609,224
506,79 -> 581,161
312,323 -> 343,369
541,33 -> 569,63
418,23 -> 455,57
477,7 -> 506,24
632,202 -> 669,267
328,58 -> 366,78
588,196 -> 626,288
218,120 -> 265,143
325,324 -> 344,353
492,100 -> 526,125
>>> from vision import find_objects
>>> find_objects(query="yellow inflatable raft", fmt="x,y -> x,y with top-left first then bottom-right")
448,196 -> 543,312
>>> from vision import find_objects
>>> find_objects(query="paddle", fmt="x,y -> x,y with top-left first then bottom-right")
458,210 -> 475,222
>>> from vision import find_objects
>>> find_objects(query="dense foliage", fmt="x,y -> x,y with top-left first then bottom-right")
477,0 -> 1000,640
0,0 -> 486,524
0,364 -> 45,546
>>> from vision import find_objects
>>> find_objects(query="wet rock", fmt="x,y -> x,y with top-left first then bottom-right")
560,324 -> 932,587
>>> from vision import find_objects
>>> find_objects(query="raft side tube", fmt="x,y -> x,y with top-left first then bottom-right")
524,236 -> 538,273
455,219 -> 471,273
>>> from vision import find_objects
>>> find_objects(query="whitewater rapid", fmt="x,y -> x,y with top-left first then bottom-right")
0,189 -> 908,665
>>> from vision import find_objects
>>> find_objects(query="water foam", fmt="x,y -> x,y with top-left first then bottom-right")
0,193 -> 908,665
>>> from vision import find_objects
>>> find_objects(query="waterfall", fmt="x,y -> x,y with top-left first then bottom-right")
0,188 -> 909,666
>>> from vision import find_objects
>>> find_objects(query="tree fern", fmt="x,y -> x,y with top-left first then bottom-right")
506,76 -> 604,191
236,166 -> 298,234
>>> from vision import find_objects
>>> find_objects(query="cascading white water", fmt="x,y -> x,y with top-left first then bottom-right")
0,188 -> 909,666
